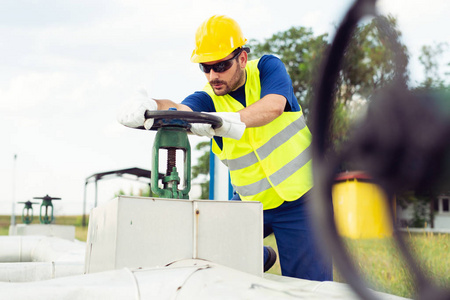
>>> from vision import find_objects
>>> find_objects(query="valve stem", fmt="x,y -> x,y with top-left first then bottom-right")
167,148 -> 176,175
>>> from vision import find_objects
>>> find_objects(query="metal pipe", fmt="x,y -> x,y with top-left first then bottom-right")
0,262 -> 84,282
0,236 -> 85,263
0,259 -> 409,299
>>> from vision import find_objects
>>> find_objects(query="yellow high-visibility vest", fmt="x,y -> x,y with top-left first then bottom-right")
204,59 -> 313,210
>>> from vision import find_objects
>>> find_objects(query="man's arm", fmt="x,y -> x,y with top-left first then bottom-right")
117,94 -> 194,129
193,94 -> 284,140
238,55 -> 294,128
239,93 -> 286,128
154,99 -> 193,111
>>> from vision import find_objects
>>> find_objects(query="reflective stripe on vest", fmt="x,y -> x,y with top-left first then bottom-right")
205,59 -> 313,210
222,116 -> 307,170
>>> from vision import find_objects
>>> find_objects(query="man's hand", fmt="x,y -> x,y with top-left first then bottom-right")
190,112 -> 246,140
117,90 -> 158,130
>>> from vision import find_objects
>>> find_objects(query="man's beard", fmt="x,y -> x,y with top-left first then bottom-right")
209,67 -> 244,96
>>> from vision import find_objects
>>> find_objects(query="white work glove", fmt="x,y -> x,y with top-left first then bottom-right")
117,89 -> 158,130
190,112 -> 246,140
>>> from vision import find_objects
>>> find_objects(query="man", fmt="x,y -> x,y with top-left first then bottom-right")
118,15 -> 332,281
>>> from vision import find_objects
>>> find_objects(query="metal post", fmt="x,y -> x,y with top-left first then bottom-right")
209,145 -> 215,200
11,154 -> 17,226
82,181 -> 88,227
94,179 -> 98,207
228,173 -> 233,200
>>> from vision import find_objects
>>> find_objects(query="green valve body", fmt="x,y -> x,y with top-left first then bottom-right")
152,126 -> 191,199
22,201 -> 34,224
40,199 -> 54,224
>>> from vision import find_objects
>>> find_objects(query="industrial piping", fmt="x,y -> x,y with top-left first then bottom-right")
0,256 -> 409,300
0,236 -> 85,282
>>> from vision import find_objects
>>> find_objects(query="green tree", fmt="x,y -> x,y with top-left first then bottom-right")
397,190 -> 434,228
248,27 -> 328,117
416,42 -> 449,90
114,184 -> 154,198
340,15 -> 409,102
333,15 -> 409,148
248,15 -> 408,148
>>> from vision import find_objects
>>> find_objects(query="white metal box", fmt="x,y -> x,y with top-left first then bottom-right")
85,196 -> 263,276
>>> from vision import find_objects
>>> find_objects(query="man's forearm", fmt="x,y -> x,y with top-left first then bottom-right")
154,99 -> 193,111
239,94 -> 286,127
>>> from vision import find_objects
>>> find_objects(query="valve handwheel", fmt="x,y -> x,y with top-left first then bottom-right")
144,110 -> 223,131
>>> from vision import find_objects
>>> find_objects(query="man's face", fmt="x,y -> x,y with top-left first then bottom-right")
202,51 -> 246,96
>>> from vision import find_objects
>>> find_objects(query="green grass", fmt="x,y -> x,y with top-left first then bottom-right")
265,231 -> 450,299
0,215 -> 89,241
344,233 -> 449,298
2,215 -> 449,298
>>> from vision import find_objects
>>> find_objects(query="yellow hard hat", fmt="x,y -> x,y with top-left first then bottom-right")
190,15 -> 247,63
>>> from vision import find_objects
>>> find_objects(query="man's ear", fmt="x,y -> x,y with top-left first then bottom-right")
239,50 -> 248,69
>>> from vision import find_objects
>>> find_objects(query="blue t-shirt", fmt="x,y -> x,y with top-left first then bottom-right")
182,54 -> 301,148
182,55 -> 300,112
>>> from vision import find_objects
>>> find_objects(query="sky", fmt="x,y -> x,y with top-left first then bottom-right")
1,0 -> 449,217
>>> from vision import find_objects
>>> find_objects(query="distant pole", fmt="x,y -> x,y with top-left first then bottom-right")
82,181 -> 88,227
94,179 -> 98,207
11,154 -> 17,226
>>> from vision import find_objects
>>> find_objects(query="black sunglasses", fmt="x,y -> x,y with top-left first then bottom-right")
199,49 -> 243,74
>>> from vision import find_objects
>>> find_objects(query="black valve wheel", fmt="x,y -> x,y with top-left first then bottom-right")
310,1 -> 450,300
143,110 -> 223,131
33,195 -> 61,201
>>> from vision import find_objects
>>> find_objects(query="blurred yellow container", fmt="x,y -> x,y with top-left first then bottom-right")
332,171 -> 393,239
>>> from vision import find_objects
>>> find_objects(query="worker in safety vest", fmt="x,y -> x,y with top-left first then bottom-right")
118,15 -> 332,281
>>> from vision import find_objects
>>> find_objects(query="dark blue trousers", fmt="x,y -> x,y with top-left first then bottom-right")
232,191 -> 332,281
